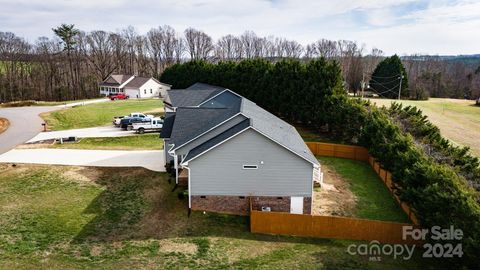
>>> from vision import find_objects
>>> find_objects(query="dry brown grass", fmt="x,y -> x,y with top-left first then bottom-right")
0,117 -> 10,134
369,98 -> 480,156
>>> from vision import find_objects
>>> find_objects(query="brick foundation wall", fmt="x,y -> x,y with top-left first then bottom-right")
191,195 -> 312,215
191,195 -> 250,215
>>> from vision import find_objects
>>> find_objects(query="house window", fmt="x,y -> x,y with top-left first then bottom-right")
242,165 -> 258,170
200,196 -> 206,199
144,89 -> 147,94
239,196 -> 245,199
150,89 -> 153,94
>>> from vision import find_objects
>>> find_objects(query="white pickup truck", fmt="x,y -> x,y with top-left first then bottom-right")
113,112 -> 154,126
131,118 -> 163,133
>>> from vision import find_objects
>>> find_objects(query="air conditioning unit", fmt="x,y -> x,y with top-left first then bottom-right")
261,206 -> 271,212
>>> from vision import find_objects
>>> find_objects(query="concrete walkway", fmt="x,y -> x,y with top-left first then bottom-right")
28,126 -> 136,143
0,149 -> 165,172
54,98 -> 110,108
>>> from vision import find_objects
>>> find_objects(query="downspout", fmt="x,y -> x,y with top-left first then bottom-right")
185,166 -> 192,209
174,154 -> 178,184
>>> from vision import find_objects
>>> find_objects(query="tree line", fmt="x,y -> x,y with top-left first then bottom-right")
0,24 -> 479,102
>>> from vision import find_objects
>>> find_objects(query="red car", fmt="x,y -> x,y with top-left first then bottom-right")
109,93 -> 129,100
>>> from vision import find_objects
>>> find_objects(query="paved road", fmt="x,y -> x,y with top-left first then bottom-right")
0,98 -> 110,154
0,149 -> 165,172
28,126 -> 136,143
0,106 -> 57,155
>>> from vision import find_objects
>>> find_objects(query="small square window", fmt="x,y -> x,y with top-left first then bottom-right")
242,165 -> 258,170
200,196 -> 206,199
277,197 -> 283,200
239,196 -> 245,199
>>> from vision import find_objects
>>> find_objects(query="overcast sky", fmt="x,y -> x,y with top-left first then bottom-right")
1,0 -> 479,55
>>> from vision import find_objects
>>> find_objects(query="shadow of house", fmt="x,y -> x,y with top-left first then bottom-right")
72,167 -> 342,247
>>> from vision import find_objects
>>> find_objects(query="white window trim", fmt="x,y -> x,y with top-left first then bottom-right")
242,164 -> 258,170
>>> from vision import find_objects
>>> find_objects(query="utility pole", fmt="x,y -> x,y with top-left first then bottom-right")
361,73 -> 365,99
398,75 -> 404,100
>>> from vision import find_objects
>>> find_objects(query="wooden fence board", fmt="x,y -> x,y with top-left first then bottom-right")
251,211 -> 420,245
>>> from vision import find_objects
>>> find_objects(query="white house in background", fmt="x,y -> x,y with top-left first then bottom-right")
99,74 -> 171,98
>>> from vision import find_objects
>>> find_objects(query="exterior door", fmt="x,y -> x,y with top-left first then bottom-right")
290,196 -> 303,214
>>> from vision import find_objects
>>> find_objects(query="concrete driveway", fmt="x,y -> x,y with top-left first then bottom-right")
28,126 -> 136,143
0,106 -> 57,155
0,148 -> 165,172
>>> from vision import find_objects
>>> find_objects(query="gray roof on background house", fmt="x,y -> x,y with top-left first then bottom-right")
124,77 -> 151,88
166,83 -> 318,165
160,112 -> 176,139
102,74 -> 133,85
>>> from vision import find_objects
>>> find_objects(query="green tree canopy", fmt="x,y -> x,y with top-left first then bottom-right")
369,55 -> 408,99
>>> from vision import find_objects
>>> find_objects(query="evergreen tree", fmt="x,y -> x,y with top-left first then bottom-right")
369,55 -> 408,99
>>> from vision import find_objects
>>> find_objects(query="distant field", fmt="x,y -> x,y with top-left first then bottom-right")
368,98 -> 480,156
41,99 -> 163,130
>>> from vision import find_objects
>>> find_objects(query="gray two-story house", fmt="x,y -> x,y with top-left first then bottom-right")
161,83 -> 320,215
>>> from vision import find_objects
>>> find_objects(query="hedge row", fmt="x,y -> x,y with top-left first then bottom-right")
387,103 -> 480,192
161,59 -> 480,266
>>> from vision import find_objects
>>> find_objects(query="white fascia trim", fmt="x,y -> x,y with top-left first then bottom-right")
167,143 -> 176,155
172,112 -> 242,151
118,75 -> 136,88
196,89 -> 244,107
249,126 -> 319,166
180,127 -> 251,166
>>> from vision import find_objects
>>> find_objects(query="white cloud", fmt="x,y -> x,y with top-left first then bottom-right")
0,0 -> 478,55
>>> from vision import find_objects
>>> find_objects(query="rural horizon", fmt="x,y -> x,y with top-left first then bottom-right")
0,0 -> 479,269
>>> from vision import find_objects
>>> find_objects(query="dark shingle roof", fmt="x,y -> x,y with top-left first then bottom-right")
183,118 -> 251,162
169,107 -> 238,147
166,89 -> 223,107
199,90 -> 242,111
165,83 -> 318,165
124,77 -> 150,88
186,82 -> 227,91
160,112 -> 176,138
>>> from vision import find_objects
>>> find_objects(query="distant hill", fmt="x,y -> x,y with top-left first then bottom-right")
402,54 -> 480,65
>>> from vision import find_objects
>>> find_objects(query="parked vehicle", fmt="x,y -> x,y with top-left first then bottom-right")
131,118 -> 163,133
113,112 -> 154,126
109,93 -> 129,100
120,117 -> 151,130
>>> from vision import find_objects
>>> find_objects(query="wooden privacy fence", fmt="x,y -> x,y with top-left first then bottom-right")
305,142 -> 419,225
249,142 -> 422,244
250,210 -> 421,245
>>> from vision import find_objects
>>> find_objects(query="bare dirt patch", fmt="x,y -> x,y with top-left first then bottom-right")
62,166 -> 102,185
0,117 -> 10,134
159,239 -> 197,254
312,164 -> 357,216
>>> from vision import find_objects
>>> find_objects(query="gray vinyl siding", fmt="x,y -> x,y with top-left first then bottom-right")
188,128 -> 313,197
175,114 -> 247,156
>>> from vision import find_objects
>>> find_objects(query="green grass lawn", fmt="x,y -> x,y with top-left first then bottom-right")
0,164 -> 435,269
41,99 -> 163,130
51,134 -> 164,150
368,97 -> 480,156
318,156 -> 410,223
